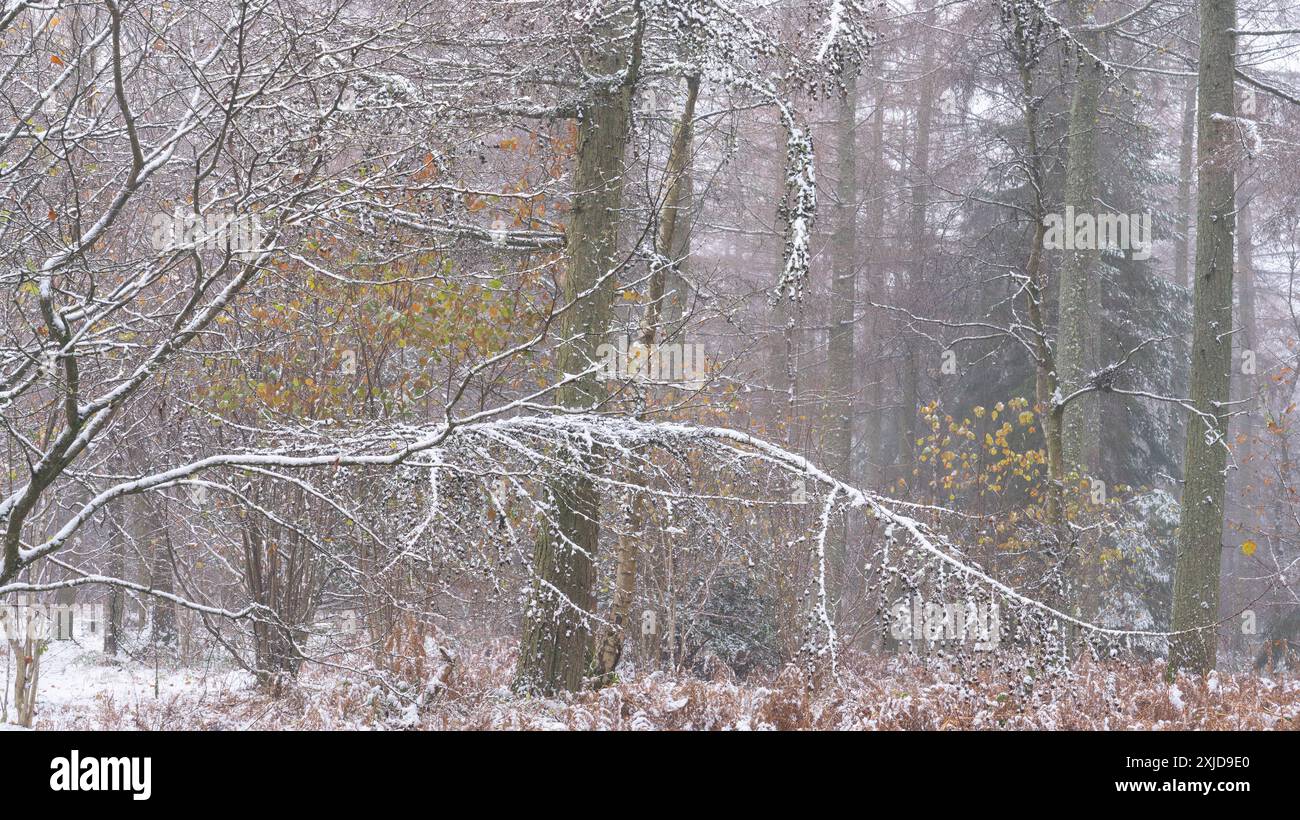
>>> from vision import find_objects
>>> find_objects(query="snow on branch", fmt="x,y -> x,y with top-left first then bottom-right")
14,412 -> 1197,676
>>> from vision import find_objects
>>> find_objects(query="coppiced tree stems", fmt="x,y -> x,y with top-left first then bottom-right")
593,75 -> 698,686
9,634 -> 42,727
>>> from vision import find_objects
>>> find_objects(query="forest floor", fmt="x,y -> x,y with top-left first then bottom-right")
10,640 -> 1300,730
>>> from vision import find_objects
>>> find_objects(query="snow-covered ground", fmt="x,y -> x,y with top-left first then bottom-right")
3,642 -> 254,730
8,640 -> 1300,730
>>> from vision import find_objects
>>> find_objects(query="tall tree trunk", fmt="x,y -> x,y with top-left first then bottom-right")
826,66 -> 858,600
1235,192 -> 1258,492
1057,2 -> 1102,471
515,10 -> 641,695
767,136 -> 795,421
1226,187 -> 1256,665
1010,31 -> 1068,537
827,71 -> 858,486
864,74 -> 887,490
1169,0 -> 1237,678
895,25 -> 935,489
1173,76 -> 1197,290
